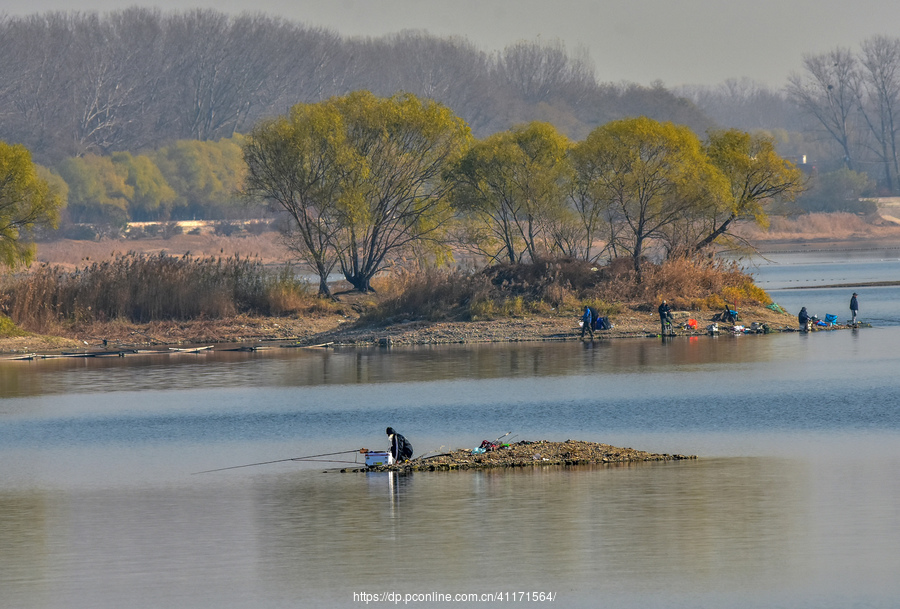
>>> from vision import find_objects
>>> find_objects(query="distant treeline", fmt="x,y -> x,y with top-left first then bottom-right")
2,8 -> 897,218
0,7 -> 722,166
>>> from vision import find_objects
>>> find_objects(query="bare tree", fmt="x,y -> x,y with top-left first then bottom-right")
164,10 -> 274,141
787,48 -> 861,170
0,13 -> 79,162
677,78 -> 804,131
493,40 -> 596,108
857,35 -> 900,193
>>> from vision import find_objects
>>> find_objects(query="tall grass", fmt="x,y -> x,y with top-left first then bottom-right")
360,268 -> 494,323
624,257 -> 772,310
365,256 -> 771,323
0,253 -> 326,334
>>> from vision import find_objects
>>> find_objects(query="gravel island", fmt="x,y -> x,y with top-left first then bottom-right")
348,440 -> 697,473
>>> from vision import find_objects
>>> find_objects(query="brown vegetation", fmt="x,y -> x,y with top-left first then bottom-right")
736,211 -> 900,247
366,256 -> 771,325
32,232 -> 292,271
13,216 -> 890,354
360,440 -> 696,473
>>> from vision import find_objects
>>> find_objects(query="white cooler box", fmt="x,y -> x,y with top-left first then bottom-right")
365,451 -> 394,467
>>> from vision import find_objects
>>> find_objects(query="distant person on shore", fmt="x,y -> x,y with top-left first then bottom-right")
798,307 -> 810,332
722,305 -> 738,324
386,427 -> 413,463
658,300 -> 672,335
581,306 -> 594,339
850,293 -> 859,324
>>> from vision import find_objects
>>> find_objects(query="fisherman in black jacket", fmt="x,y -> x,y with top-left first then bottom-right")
798,306 -> 810,331
658,300 -> 672,335
387,427 -> 413,462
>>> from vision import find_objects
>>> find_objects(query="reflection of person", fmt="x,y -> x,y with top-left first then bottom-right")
581,306 -> 594,339
798,307 -> 810,332
387,427 -> 413,462
658,300 -> 672,334
850,293 -> 859,324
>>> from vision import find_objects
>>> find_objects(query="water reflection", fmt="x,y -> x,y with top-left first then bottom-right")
247,458 -> 811,606
0,330 -> 867,399
1,457 -> 831,609
3,277 -> 900,608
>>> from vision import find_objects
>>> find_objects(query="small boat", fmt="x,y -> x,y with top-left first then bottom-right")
168,345 -> 213,353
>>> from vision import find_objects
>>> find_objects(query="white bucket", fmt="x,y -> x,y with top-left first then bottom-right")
364,451 -> 394,467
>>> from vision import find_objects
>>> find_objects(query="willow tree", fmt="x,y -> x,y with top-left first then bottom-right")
0,141 -> 65,268
572,117 -> 720,282
243,91 -> 470,293
694,129 -> 804,252
243,103 -> 357,297
448,121 -> 572,264
328,91 -> 471,292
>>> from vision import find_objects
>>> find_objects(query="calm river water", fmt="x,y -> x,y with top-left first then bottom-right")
2,253 -> 900,609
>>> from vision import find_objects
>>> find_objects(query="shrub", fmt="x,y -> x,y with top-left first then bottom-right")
161,222 -> 183,239
362,268 -> 493,322
245,220 -> 273,235
362,255 -> 769,323
0,314 -> 27,337
58,224 -> 99,241
213,221 -> 243,236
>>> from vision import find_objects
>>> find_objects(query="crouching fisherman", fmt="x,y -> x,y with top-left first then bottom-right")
387,426 -> 414,462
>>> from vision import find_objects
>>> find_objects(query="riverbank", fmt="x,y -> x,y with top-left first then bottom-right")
0,301 -> 802,355
5,224 -> 883,355
354,440 -> 696,473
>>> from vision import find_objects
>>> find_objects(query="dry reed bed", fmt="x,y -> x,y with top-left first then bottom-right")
1,253 -> 329,336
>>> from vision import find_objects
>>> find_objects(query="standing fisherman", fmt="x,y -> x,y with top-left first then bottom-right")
798,307 -> 810,332
850,293 -> 859,324
581,306 -> 594,340
658,300 -> 672,335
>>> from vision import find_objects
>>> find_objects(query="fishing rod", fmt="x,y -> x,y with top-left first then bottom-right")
412,445 -> 448,461
192,449 -> 363,474
492,431 -> 513,444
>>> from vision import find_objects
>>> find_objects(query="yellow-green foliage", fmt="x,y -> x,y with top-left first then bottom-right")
0,141 -> 64,268
469,298 -> 496,320
721,282 -> 772,307
703,294 -> 727,311
0,314 -> 27,337
500,296 -> 526,317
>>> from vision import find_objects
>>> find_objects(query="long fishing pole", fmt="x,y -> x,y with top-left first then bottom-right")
492,431 -> 512,444
192,449 -> 363,474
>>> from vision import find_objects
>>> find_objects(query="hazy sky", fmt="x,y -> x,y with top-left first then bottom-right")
5,0 -> 900,87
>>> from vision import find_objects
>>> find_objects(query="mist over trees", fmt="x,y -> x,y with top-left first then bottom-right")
0,8 -> 713,168
1,7 -> 898,230
681,35 -> 900,206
